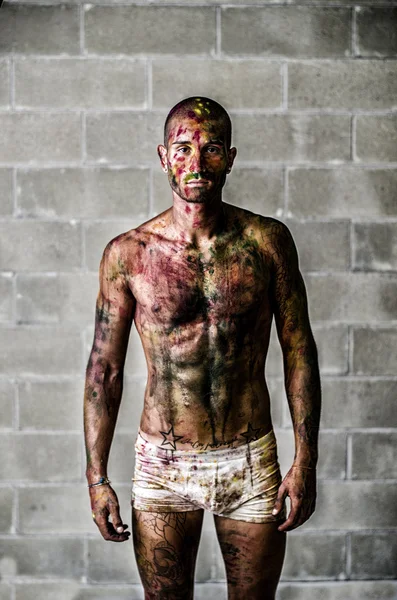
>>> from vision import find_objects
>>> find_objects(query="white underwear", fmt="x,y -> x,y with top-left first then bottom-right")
131,428 -> 286,524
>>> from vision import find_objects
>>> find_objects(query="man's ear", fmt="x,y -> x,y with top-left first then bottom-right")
157,144 -> 168,173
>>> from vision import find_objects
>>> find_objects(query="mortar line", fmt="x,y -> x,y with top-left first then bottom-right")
351,114 -> 357,163
352,6 -> 358,57
283,165 -> 288,218
9,55 -> 14,109
350,219 -> 356,272
216,6 -> 221,57
346,532 -> 352,579
282,61 -> 288,111
346,432 -> 353,479
146,58 -> 152,111
148,166 -> 154,217
80,3 -> 85,56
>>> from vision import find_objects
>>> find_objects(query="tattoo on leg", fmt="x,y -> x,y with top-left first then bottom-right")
134,511 -> 193,599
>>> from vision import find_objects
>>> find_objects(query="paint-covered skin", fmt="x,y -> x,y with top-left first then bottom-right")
84,97 -> 321,554
125,205 -> 274,450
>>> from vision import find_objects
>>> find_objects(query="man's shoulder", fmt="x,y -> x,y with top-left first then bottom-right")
103,209 -> 172,258
225,203 -> 291,245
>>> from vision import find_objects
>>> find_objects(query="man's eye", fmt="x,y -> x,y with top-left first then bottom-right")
178,147 -> 189,153
207,147 -> 220,153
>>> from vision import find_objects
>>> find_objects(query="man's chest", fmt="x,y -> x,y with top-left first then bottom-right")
129,242 -> 271,326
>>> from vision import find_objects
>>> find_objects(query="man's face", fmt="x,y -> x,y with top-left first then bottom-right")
158,111 -> 236,204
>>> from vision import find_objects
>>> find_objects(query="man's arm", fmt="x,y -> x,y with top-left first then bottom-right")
84,236 -> 135,542
267,220 -> 321,532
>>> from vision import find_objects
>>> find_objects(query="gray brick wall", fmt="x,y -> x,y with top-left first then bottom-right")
0,2 -> 396,599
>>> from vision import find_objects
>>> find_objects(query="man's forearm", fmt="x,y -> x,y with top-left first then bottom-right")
284,340 -> 321,468
83,364 -> 123,482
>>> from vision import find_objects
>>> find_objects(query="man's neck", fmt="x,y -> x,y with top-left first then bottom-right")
171,194 -> 226,245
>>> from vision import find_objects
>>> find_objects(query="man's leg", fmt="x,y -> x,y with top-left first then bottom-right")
214,515 -> 286,600
132,507 -> 204,600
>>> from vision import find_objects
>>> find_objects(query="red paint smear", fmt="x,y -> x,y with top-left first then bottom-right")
192,130 -> 201,141
185,205 -> 192,213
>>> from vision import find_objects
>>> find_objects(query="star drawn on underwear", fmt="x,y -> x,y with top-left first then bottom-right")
240,423 -> 261,444
159,426 -> 183,450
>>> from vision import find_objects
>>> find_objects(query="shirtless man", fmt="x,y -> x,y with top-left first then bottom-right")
84,96 -> 321,600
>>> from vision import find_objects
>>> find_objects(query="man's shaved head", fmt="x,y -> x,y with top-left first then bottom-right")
164,96 -> 232,149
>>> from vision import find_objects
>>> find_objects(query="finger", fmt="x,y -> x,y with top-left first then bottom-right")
278,499 -> 301,532
108,504 -> 128,535
272,485 -> 287,516
96,516 -> 131,542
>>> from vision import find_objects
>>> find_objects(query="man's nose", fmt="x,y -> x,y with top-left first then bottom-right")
189,151 -> 204,172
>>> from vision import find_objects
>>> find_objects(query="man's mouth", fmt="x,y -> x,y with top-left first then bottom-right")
186,179 -> 210,185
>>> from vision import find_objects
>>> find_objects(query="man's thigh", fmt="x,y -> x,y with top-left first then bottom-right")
214,514 -> 286,600
132,507 -> 204,600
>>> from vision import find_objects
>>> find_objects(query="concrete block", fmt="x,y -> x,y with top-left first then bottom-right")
17,168 -> 149,219
321,379 -> 397,428
353,328 -> 397,376
312,324 -> 349,376
267,379 -> 284,429
196,511 -> 223,582
278,581 -> 397,600
0,112 -> 81,163
0,537 -> 84,578
18,485 -> 94,533
16,273 -> 97,325
353,223 -> 397,272
0,169 -> 13,216
351,532 -> 397,579
85,6 -> 216,55
15,58 -> 146,109
287,220 -> 350,271
352,432 -> 397,480
277,429 -> 346,480
115,378 -> 147,431
0,585 -> 11,600
289,168 -> 397,218
19,379 -> 84,430
152,167 -> 284,217
0,327 -> 82,376
86,112 -> 163,164
107,433 -> 136,483
223,168 -> 283,217
0,381 -> 14,429
309,481 -> 397,529
84,220 -> 140,271
273,428 -> 295,477
14,584 -> 144,600
289,61 -> 397,109
317,432 -> 347,480
281,532 -> 345,580
87,537 -> 141,583
0,433 -> 81,482
194,585 -> 226,600
0,275 -> 13,323
356,116 -> 397,162
84,323 -> 148,378
0,5 -> 79,55
0,221 -> 82,271
233,115 -> 350,162
356,8 -> 397,58
305,273 -> 397,323
266,323 -> 348,377
0,60 -> 9,106
0,487 -> 13,533
153,60 -> 281,109
221,7 -> 351,57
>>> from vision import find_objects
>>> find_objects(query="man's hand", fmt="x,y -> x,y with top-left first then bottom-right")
89,485 -> 131,542
272,466 -> 316,532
